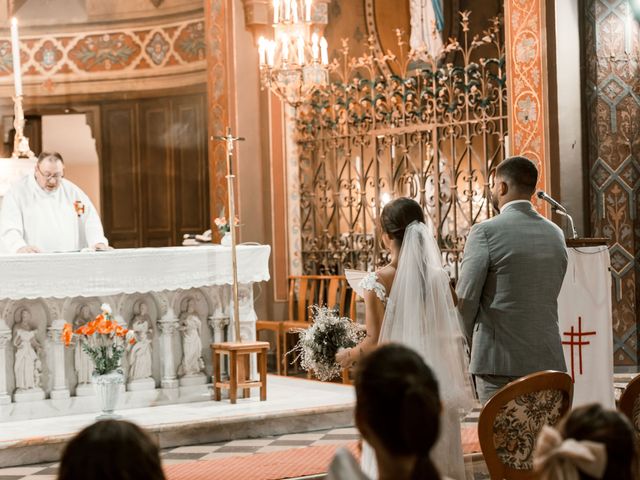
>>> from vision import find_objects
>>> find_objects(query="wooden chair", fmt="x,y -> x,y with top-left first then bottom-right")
256,275 -> 355,376
280,275 -> 353,376
341,294 -> 362,385
478,371 -> 573,480
619,374 -> 640,437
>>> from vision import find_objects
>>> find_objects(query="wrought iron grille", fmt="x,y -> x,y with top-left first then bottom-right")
296,13 -> 507,277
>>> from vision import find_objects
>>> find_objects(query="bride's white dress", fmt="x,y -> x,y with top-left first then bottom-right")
353,221 -> 475,480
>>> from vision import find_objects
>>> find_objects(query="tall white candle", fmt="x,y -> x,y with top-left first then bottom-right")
311,33 -> 319,61
297,36 -> 305,65
273,0 -> 280,24
10,18 -> 22,97
320,36 -> 328,65
292,0 -> 298,23
281,34 -> 289,63
305,0 -> 312,21
267,41 -> 276,66
258,37 -> 266,65
284,0 -> 291,21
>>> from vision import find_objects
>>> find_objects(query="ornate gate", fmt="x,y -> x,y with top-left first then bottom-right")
296,14 -> 507,276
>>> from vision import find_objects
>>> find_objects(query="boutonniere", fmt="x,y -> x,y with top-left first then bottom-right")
74,200 -> 85,217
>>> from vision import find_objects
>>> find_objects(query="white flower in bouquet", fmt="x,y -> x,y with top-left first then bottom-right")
100,303 -> 112,316
290,305 -> 365,381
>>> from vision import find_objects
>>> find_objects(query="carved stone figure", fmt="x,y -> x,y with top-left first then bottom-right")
73,304 -> 93,384
177,299 -> 204,377
13,309 -> 41,391
127,302 -> 153,381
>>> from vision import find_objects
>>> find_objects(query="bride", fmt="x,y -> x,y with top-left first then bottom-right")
337,197 -> 475,480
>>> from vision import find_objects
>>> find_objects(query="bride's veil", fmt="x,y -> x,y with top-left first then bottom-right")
380,220 -> 476,415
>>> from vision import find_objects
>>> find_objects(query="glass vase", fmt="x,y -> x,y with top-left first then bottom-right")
221,232 -> 232,246
92,370 -> 124,419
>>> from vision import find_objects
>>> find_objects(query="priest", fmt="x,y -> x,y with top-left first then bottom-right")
0,151 -> 109,253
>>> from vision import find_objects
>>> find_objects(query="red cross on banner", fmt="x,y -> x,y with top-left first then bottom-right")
561,316 -> 596,383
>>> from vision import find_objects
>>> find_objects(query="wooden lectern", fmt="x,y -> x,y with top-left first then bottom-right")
565,238 -> 608,248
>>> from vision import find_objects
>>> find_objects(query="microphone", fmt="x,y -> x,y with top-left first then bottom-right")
536,191 -> 577,239
536,191 -> 566,213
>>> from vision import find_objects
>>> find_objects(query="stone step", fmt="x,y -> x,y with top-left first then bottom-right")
0,375 -> 355,468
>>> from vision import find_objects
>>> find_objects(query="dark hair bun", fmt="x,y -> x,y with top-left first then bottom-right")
380,197 -> 425,243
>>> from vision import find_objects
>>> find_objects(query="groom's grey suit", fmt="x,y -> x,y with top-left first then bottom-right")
456,201 -> 568,402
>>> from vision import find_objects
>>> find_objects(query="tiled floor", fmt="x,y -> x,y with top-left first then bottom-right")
0,427 -> 361,479
0,408 -> 486,479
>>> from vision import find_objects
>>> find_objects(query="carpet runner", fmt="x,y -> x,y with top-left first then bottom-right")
164,427 -> 480,480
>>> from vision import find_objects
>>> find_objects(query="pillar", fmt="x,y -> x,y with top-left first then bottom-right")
504,0 -> 559,215
205,0 -> 234,240
47,319 -> 70,400
158,309 -> 179,389
0,319 -> 11,405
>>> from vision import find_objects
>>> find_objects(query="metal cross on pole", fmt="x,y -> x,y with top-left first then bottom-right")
214,127 -> 245,343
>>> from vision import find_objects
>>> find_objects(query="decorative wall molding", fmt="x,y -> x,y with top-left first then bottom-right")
504,0 -> 551,210
205,0 -> 232,238
0,282 -> 260,421
584,0 -> 639,366
0,13 -> 206,96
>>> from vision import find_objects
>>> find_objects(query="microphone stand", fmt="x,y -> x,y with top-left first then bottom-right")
553,208 -> 578,239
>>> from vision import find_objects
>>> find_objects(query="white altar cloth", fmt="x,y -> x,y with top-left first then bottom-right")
0,244 -> 271,299
558,245 -> 615,409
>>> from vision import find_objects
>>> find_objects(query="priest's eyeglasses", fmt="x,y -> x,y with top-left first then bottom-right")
36,164 -> 64,181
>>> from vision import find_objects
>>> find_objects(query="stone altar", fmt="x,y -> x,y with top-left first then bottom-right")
0,244 -> 271,421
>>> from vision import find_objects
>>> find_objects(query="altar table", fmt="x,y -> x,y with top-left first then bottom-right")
0,244 -> 271,420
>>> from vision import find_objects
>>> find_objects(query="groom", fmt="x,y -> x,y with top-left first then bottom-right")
456,156 -> 568,404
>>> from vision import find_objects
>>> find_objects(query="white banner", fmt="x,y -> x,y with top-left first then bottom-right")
557,245 -> 615,408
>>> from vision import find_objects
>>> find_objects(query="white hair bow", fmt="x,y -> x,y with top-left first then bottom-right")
533,425 -> 607,480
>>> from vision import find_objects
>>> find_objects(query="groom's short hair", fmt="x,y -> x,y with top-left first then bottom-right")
496,156 -> 538,194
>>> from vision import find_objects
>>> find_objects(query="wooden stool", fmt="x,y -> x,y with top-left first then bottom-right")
211,341 -> 269,404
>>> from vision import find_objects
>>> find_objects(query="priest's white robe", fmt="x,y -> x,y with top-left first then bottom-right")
0,174 -> 108,253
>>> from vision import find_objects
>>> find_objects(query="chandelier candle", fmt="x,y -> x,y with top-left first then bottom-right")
259,0 -> 329,106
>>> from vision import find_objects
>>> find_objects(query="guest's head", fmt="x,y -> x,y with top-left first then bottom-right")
355,344 -> 441,480
35,151 -> 64,192
58,420 -> 165,480
380,197 -> 425,249
491,156 -> 538,211
534,404 -> 638,480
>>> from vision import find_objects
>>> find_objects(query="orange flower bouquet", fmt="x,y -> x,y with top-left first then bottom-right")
213,215 -> 239,235
62,304 -> 135,376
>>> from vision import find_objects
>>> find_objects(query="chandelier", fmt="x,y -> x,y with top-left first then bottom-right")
258,0 -> 329,108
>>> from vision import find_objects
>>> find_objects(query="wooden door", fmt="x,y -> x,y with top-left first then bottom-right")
100,91 -> 209,248
101,103 -> 141,248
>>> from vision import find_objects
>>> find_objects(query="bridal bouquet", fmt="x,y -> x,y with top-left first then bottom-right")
290,305 -> 365,381
62,304 -> 135,375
